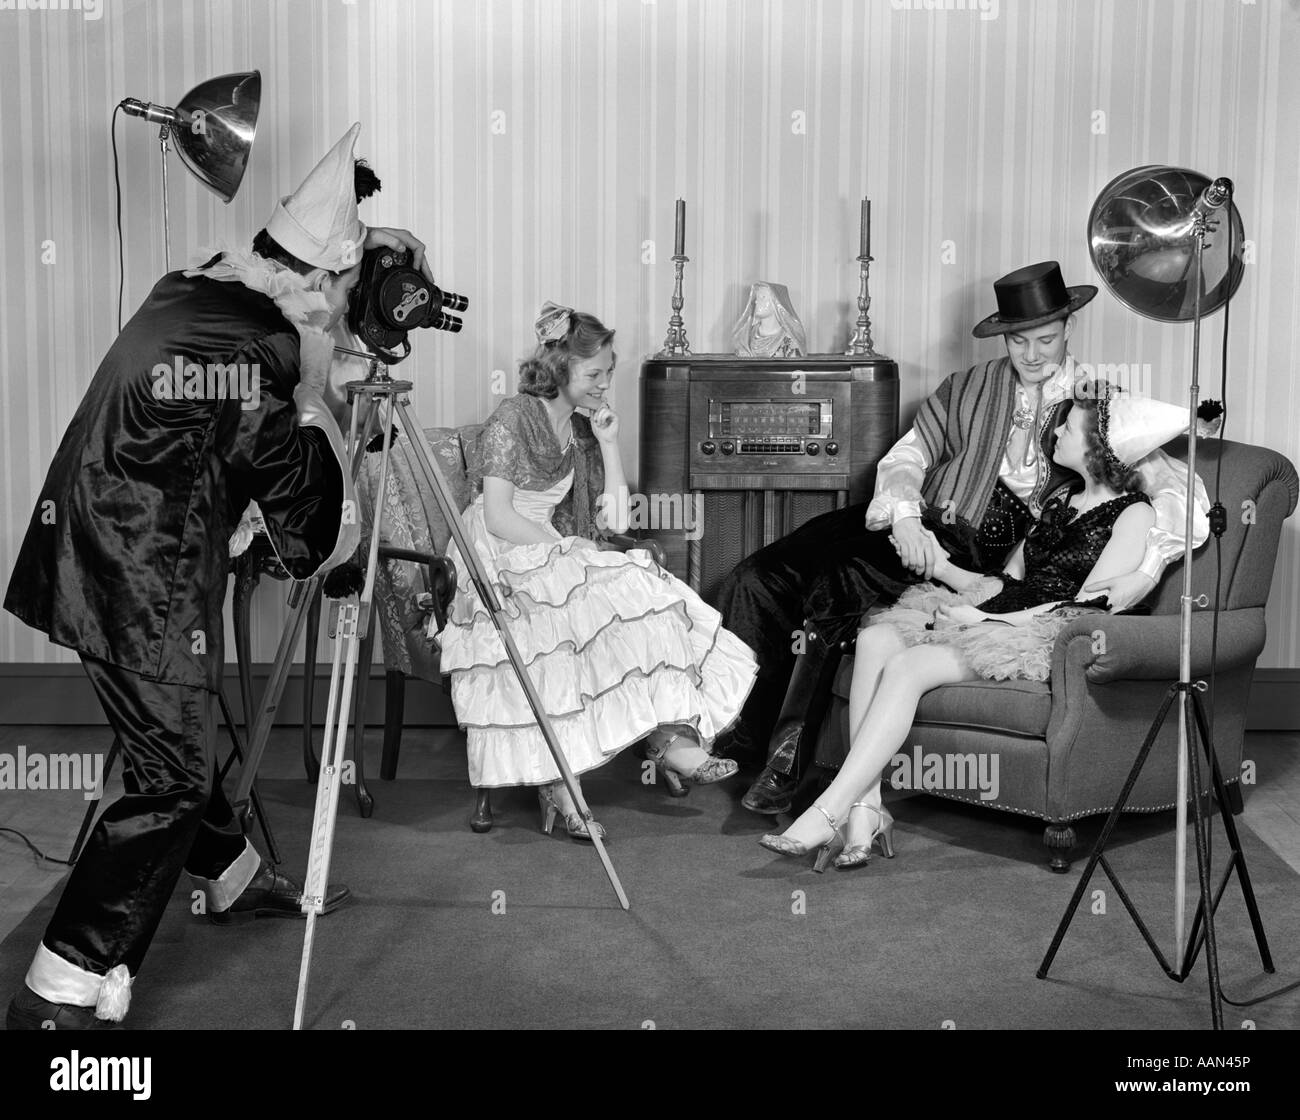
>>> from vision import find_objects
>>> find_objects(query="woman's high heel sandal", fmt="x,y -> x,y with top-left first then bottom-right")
758,804 -> 846,873
537,783 -> 606,842
832,802 -> 896,869
645,732 -> 739,797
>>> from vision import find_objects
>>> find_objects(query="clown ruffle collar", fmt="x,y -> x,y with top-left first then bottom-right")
184,246 -> 332,328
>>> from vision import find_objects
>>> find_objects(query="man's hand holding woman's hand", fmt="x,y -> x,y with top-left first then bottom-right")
890,516 -> 947,579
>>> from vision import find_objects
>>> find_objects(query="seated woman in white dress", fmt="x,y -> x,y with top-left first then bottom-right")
433,302 -> 758,839
758,391 -> 1189,871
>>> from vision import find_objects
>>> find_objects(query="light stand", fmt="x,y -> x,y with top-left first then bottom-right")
1037,166 -> 1272,1027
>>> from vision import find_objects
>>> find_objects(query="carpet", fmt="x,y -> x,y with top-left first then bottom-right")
3,751 -> 1298,1030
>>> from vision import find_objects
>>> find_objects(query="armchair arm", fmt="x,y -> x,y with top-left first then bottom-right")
601,533 -> 666,568
1050,607 -> 1266,685
377,545 -> 457,632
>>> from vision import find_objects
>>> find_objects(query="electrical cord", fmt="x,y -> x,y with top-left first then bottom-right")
0,827 -> 74,867
112,102 -> 125,332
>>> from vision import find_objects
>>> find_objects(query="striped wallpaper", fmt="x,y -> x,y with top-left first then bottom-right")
1,0 -> 1297,672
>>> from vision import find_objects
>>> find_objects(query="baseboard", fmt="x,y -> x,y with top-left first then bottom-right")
0,664 -> 459,727
1244,670 -> 1300,730
1,664 -> 1296,730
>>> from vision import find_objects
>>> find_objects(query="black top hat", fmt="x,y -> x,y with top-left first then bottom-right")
971,261 -> 1097,338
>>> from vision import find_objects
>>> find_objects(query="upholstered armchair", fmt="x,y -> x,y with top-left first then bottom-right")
812,437 -> 1298,871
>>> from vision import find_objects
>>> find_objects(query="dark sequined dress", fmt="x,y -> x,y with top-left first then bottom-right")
868,490 -> 1152,681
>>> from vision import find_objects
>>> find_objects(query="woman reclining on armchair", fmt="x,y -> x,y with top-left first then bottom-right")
759,390 -> 1188,871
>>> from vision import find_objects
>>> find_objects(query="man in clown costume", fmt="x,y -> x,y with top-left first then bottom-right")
4,123 -> 429,1029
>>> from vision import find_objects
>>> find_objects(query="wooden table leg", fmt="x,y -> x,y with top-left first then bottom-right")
380,670 -> 405,780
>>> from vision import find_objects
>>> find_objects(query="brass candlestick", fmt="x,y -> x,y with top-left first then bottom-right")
658,252 -> 692,357
846,251 -> 881,357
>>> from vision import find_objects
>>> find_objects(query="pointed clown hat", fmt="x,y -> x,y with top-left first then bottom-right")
1098,393 -> 1189,472
266,122 -> 367,272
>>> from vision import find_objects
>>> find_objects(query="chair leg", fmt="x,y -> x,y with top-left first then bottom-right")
1044,823 -> 1076,873
233,555 -> 257,731
351,622 -> 376,819
302,584 -> 322,783
380,670 -> 406,780
470,788 -> 493,833
1224,779 -> 1245,816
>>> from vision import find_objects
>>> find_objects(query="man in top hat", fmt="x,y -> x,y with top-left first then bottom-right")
722,261 -> 1210,815
4,123 -> 429,1029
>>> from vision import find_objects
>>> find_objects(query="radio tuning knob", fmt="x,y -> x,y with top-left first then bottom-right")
825,441 -> 839,456
701,441 -> 716,455
720,440 -> 735,455
806,442 -> 820,456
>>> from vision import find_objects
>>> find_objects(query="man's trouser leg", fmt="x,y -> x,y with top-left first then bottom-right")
741,528 -> 916,811
24,657 -> 252,1019
713,502 -> 882,765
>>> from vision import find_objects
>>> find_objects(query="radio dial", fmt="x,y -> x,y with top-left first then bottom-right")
825,441 -> 839,456
806,442 -> 820,456
720,440 -> 735,455
701,441 -> 716,455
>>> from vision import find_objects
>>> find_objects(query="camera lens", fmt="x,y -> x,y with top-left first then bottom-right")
428,312 -> 463,333
439,290 -> 469,313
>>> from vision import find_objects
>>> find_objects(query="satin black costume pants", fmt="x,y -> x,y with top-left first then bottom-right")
42,656 -> 246,978
713,502 -> 918,764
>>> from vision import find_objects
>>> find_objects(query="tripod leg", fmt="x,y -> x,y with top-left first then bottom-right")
231,577 -> 316,826
216,689 -> 281,864
1190,692 -> 1274,973
1037,685 -> 1178,978
397,400 -> 629,909
296,390 -> 400,1027
1182,691 -> 1224,1029
68,737 -> 121,865
294,595 -> 357,1029
303,584 -> 322,783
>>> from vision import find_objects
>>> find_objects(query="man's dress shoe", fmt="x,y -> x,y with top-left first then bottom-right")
6,985 -> 122,1031
209,861 -> 350,925
741,766 -> 799,815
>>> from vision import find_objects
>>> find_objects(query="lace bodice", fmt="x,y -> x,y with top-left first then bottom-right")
978,490 -> 1152,613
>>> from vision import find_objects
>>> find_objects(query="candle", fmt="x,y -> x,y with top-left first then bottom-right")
674,198 -> 685,257
860,197 -> 871,258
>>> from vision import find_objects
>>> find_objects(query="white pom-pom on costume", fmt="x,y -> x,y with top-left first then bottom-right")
228,501 -> 268,558
94,964 -> 132,1022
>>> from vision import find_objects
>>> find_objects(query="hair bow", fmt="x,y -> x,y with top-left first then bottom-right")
535,300 -> 573,343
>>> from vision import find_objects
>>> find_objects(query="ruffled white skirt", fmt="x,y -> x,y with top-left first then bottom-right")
433,503 -> 757,788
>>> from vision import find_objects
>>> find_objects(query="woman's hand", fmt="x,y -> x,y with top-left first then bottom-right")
590,404 -> 620,445
933,603 -> 987,627
925,529 -> 954,578
890,516 -> 940,578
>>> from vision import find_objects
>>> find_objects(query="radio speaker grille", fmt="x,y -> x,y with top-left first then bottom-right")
698,489 -> 839,605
